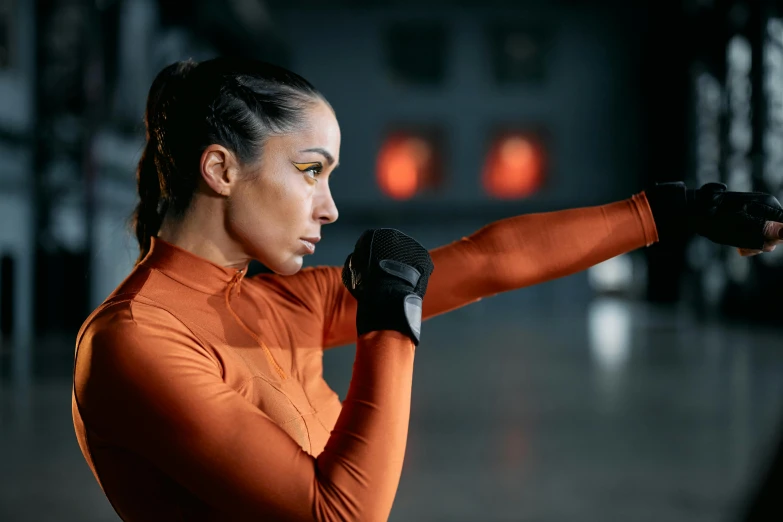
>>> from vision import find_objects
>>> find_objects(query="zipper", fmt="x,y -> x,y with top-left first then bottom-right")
224,269 -> 287,380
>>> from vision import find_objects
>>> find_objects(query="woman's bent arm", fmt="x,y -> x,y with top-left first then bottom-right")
74,301 -> 415,522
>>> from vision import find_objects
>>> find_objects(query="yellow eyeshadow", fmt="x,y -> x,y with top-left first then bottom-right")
293,162 -> 321,171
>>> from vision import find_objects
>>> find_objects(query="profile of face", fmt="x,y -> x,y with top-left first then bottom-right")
203,99 -> 341,275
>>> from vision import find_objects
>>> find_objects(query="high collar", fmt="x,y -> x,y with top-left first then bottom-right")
140,236 -> 250,295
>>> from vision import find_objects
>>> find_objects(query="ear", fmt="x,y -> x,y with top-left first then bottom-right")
200,144 -> 240,196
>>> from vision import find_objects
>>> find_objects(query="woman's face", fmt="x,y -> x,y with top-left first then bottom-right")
227,99 -> 341,275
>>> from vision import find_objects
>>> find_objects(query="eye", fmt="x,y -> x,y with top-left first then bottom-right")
293,162 -> 323,181
304,164 -> 323,178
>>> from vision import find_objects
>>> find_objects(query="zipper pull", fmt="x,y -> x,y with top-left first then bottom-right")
229,269 -> 244,295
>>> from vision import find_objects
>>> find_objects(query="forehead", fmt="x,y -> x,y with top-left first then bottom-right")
292,100 -> 341,154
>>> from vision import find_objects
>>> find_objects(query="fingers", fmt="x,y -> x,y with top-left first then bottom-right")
763,221 -> 783,241
731,222 -> 783,257
762,224 -> 783,249
738,243 -> 777,256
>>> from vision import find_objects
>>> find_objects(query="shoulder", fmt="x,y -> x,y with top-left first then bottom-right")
78,260 -> 208,351
75,296 -> 210,366
82,297 -> 189,338
73,298 -> 224,442
74,298 -> 222,417
76,297 -> 214,374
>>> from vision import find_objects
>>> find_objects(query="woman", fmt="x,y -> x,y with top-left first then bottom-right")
72,57 -> 783,522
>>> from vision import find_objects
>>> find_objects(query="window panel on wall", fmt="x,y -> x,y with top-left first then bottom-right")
486,22 -> 552,85
385,20 -> 448,87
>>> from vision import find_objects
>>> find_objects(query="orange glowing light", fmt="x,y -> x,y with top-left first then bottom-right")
377,135 -> 434,200
483,134 -> 544,199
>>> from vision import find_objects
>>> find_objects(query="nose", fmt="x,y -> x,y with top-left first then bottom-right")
315,181 -> 339,225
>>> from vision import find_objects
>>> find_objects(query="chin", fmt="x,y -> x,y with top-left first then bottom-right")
270,255 -> 304,276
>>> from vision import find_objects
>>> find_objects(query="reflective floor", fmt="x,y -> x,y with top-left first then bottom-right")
1,292 -> 782,522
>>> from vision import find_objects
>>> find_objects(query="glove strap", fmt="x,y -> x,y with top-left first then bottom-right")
356,288 -> 423,346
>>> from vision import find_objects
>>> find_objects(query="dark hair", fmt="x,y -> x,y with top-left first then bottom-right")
131,57 -> 324,264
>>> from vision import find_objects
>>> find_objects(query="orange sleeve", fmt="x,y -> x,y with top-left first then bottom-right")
298,192 -> 657,349
420,191 -> 657,318
74,301 -> 416,522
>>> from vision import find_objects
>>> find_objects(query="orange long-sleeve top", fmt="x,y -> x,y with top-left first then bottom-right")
72,193 -> 658,522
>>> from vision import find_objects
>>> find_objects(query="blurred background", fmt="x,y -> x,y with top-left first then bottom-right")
1,0 -> 783,520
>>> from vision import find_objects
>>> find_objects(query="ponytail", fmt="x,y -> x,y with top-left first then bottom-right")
132,142 -> 165,264
132,60 -> 197,265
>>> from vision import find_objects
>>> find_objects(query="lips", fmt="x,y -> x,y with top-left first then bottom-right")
300,237 -> 320,254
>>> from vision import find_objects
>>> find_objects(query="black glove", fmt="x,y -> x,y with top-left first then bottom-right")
342,228 -> 435,345
646,182 -> 783,249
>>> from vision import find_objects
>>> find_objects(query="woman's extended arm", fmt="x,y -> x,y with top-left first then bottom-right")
73,301 -> 417,522
308,192 -> 657,349
422,192 -> 657,316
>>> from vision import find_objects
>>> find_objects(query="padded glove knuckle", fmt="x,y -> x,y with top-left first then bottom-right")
341,228 -> 435,345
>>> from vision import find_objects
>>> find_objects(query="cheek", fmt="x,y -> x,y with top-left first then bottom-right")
227,182 -> 273,239
271,175 -> 312,222
230,175 -> 311,245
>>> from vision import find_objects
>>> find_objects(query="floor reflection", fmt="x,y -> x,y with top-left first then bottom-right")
1,296 -> 782,522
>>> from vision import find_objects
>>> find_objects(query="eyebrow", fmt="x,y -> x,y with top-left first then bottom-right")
300,147 -> 338,167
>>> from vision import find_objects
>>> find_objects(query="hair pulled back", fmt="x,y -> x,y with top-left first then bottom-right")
131,57 -> 324,264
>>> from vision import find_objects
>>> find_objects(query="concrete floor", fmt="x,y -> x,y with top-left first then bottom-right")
1,294 -> 782,522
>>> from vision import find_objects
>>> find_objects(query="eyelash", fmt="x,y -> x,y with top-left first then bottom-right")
304,164 -> 323,178
294,162 -> 323,181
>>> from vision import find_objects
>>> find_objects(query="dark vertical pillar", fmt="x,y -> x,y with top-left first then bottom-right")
747,0 -> 783,323
32,0 -> 98,340
0,253 -> 13,340
736,3 -> 783,518
641,0 -> 691,303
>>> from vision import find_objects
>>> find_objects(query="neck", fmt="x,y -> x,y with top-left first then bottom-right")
157,195 -> 249,270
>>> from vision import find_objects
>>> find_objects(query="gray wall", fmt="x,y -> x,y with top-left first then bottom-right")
278,5 -> 644,211
0,0 -> 37,346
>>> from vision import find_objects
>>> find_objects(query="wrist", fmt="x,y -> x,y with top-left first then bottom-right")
356,288 -> 423,345
646,182 -> 691,242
